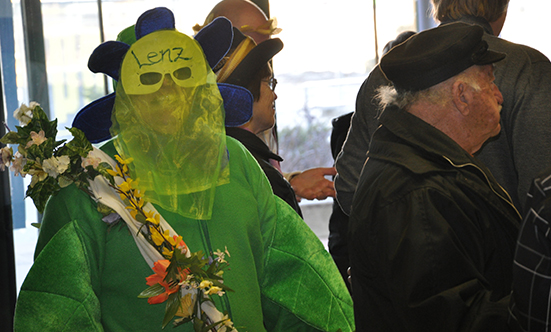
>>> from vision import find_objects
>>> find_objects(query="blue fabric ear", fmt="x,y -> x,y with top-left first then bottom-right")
218,83 -> 254,127
194,17 -> 233,70
87,41 -> 129,81
135,7 -> 175,40
71,93 -> 115,143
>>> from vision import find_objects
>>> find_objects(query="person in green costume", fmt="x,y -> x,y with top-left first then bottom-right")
13,7 -> 354,332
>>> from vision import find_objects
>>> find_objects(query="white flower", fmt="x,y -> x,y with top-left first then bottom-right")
13,102 -> 38,126
178,274 -> 193,287
10,151 -> 26,177
214,250 -> 227,264
28,101 -> 40,109
81,152 -> 101,169
42,155 -> 70,178
214,246 -> 230,264
0,147 -> 13,171
25,130 -> 47,148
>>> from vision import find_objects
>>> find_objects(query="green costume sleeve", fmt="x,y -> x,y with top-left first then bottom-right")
225,137 -> 354,331
14,220 -> 103,331
16,183 -> 107,331
261,196 -> 355,332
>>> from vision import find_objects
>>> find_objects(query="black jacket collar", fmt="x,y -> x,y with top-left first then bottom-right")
225,127 -> 283,162
441,15 -> 494,35
370,106 -> 476,174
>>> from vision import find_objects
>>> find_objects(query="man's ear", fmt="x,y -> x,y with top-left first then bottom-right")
452,80 -> 470,116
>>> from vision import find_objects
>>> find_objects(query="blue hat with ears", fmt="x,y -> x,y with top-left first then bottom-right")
72,7 -> 253,143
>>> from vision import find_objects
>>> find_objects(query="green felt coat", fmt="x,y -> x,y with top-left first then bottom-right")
14,137 -> 354,332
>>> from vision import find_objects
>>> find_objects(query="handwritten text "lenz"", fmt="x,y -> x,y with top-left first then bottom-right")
131,47 -> 193,68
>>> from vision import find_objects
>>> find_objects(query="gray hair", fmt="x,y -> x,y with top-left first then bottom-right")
431,0 -> 509,24
376,68 -> 481,111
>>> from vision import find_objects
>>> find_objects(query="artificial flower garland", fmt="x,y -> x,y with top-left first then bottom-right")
2,102 -> 236,331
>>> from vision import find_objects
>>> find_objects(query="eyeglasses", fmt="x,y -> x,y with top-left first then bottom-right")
263,77 -> 278,91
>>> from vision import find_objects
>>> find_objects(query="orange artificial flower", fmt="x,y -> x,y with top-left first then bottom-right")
145,259 -> 190,304
146,260 -> 178,304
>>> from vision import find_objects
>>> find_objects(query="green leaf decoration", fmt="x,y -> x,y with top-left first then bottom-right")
193,317 -> 205,332
57,175 -> 73,188
202,318 -> 228,332
138,283 -> 164,298
173,316 -> 193,328
32,107 -> 58,139
26,176 -> 60,214
96,202 -> 117,217
162,292 -> 181,329
0,131 -> 21,145
64,127 -> 93,157
135,213 -> 146,224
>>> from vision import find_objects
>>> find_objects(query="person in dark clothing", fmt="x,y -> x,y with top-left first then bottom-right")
215,28 -> 303,216
327,31 -> 415,291
328,111 -> 353,291
349,22 -> 522,331
510,167 -> 551,331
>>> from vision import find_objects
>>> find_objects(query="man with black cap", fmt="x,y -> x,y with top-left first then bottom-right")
336,0 -> 551,217
348,22 -> 522,331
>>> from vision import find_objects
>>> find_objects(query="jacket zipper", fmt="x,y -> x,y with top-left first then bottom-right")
442,156 -> 522,220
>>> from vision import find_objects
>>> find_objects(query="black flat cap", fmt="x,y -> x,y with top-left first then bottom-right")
380,22 -> 506,92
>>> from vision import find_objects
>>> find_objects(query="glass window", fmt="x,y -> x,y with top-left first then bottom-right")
271,0 -> 416,242
500,0 -> 551,58
273,0 -> 416,175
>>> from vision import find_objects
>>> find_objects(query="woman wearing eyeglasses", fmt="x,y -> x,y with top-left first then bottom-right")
217,28 -> 303,217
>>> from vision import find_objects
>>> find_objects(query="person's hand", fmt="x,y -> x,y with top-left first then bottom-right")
289,167 -> 336,201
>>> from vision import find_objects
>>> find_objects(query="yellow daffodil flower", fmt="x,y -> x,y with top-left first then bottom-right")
119,178 -> 133,193
146,212 -> 161,226
162,247 -> 173,259
129,208 -> 138,219
114,155 -> 134,166
151,227 -> 170,246
206,286 -> 223,296
199,280 -> 213,289
168,235 -> 183,247
106,168 -> 119,177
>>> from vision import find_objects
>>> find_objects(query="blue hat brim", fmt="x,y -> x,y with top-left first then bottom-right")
72,92 -> 115,143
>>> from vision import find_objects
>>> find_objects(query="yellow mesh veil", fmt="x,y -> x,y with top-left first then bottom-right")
111,30 -> 229,220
